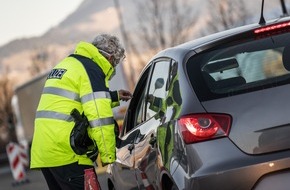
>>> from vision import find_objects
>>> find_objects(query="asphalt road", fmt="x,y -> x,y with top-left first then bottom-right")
0,165 -> 109,190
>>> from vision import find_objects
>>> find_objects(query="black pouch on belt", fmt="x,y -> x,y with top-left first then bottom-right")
70,108 -> 95,155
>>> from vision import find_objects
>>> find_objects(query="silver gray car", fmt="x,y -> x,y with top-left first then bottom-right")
106,13 -> 290,190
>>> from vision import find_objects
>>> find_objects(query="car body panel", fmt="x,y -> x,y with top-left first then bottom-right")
202,85 -> 290,154
175,138 -> 290,189
108,128 -> 139,189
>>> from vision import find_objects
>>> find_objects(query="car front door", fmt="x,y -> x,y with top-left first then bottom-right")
112,58 -> 172,189
109,65 -> 152,189
133,58 -> 172,189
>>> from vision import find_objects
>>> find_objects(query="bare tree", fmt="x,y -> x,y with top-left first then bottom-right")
0,67 -> 17,144
204,0 -> 252,35
29,49 -> 50,76
133,0 -> 198,54
125,0 -> 199,83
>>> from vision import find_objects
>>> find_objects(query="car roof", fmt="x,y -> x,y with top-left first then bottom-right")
138,16 -> 290,77
152,16 -> 290,60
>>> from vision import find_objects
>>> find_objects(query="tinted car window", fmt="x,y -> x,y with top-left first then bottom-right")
145,59 -> 171,119
187,32 -> 290,101
122,59 -> 171,134
122,68 -> 150,134
135,85 -> 147,125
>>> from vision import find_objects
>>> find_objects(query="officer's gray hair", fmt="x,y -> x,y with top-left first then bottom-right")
92,34 -> 125,67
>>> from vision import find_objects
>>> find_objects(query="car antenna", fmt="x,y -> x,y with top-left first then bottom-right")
280,0 -> 289,17
259,0 -> 266,25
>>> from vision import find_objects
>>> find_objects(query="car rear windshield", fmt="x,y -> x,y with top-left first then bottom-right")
187,32 -> 290,101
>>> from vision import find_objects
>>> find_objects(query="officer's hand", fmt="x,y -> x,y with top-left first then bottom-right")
118,89 -> 132,101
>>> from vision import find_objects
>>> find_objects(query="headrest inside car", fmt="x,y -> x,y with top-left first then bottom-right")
282,46 -> 290,71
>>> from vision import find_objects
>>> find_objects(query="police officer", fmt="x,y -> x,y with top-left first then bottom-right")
30,34 -> 132,190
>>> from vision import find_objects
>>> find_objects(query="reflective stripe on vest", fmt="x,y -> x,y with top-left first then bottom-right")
42,87 -> 80,101
81,91 -> 111,104
36,111 -> 114,128
89,117 -> 115,128
42,87 -> 111,104
36,111 -> 73,122
39,87 -> 112,125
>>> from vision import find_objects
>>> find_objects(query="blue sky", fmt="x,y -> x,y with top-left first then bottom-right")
0,0 -> 83,46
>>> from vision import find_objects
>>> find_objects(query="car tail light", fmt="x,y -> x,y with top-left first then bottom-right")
178,113 -> 231,144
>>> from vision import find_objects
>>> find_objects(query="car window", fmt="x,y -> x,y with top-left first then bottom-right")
121,68 -> 150,134
135,86 -> 146,125
208,49 -> 285,83
145,59 -> 171,120
122,59 -> 172,135
187,32 -> 290,101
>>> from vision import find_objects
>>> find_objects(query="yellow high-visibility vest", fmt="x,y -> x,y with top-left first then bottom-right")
31,41 -> 119,168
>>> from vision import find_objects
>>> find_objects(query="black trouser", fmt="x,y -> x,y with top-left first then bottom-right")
41,162 -> 93,190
